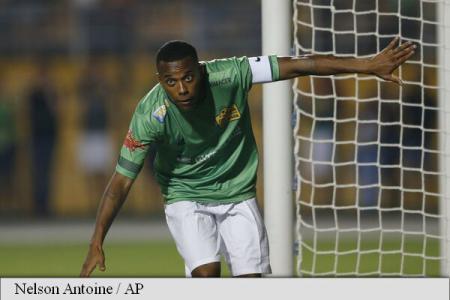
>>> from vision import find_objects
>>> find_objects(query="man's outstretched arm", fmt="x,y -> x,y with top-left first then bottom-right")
80,171 -> 134,277
278,37 -> 416,84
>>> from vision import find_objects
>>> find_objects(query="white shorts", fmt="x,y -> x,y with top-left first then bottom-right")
164,198 -> 271,277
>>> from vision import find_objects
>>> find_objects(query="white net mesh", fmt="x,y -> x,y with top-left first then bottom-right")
293,0 -> 450,276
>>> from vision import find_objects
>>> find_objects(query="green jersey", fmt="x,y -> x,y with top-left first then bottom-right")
116,56 -> 280,204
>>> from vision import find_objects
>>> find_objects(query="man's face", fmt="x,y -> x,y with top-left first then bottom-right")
157,56 -> 203,111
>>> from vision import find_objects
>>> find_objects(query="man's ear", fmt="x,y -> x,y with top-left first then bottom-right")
199,63 -> 206,76
156,72 -> 161,82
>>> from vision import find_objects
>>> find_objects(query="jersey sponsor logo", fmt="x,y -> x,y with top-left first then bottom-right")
209,70 -> 232,87
210,77 -> 232,87
215,104 -> 241,127
255,57 -> 261,62
176,156 -> 193,164
176,151 -> 217,164
152,104 -> 167,123
195,150 -> 217,163
176,126 -> 242,165
123,130 -> 146,152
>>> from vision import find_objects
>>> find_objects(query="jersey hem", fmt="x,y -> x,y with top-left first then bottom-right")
164,192 -> 256,205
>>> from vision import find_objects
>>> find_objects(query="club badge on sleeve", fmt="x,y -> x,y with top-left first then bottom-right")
123,130 -> 146,152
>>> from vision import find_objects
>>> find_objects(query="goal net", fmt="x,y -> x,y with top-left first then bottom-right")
293,0 -> 450,276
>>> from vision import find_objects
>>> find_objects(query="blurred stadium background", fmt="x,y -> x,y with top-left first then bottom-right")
0,0 -> 263,218
0,0 -> 261,276
0,0 -> 447,277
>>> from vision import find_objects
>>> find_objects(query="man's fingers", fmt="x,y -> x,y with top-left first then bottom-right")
380,73 -> 402,85
98,256 -> 106,272
80,262 -> 96,277
396,50 -> 415,65
394,45 -> 416,59
393,41 -> 414,54
393,43 -> 416,59
385,74 -> 402,85
383,37 -> 400,52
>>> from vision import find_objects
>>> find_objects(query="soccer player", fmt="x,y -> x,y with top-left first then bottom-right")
80,37 -> 415,277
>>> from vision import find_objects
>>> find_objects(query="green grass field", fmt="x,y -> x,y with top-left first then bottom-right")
300,238 -> 441,276
0,239 -> 441,277
0,242 -> 188,277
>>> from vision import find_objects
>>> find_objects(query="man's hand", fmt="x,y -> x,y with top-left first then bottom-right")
80,244 -> 106,277
79,172 -> 134,277
369,37 -> 416,85
277,37 -> 416,81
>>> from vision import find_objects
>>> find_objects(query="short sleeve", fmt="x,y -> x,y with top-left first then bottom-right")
268,55 -> 280,81
234,56 -> 253,91
115,109 -> 161,179
248,55 -> 281,83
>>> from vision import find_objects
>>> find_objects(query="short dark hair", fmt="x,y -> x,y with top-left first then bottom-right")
156,40 -> 198,65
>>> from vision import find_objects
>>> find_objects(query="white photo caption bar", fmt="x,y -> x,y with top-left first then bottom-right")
1,278 -> 144,299
1,278 -> 449,300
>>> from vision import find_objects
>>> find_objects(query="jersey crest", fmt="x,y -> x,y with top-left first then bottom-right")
215,104 -> 241,127
123,130 -> 146,152
152,104 -> 167,123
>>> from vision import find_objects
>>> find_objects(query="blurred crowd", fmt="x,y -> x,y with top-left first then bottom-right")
0,0 -> 262,218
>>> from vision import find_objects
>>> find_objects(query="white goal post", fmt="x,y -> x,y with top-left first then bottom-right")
263,0 -> 450,277
438,0 -> 450,277
291,0 -> 450,277
262,0 -> 294,277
